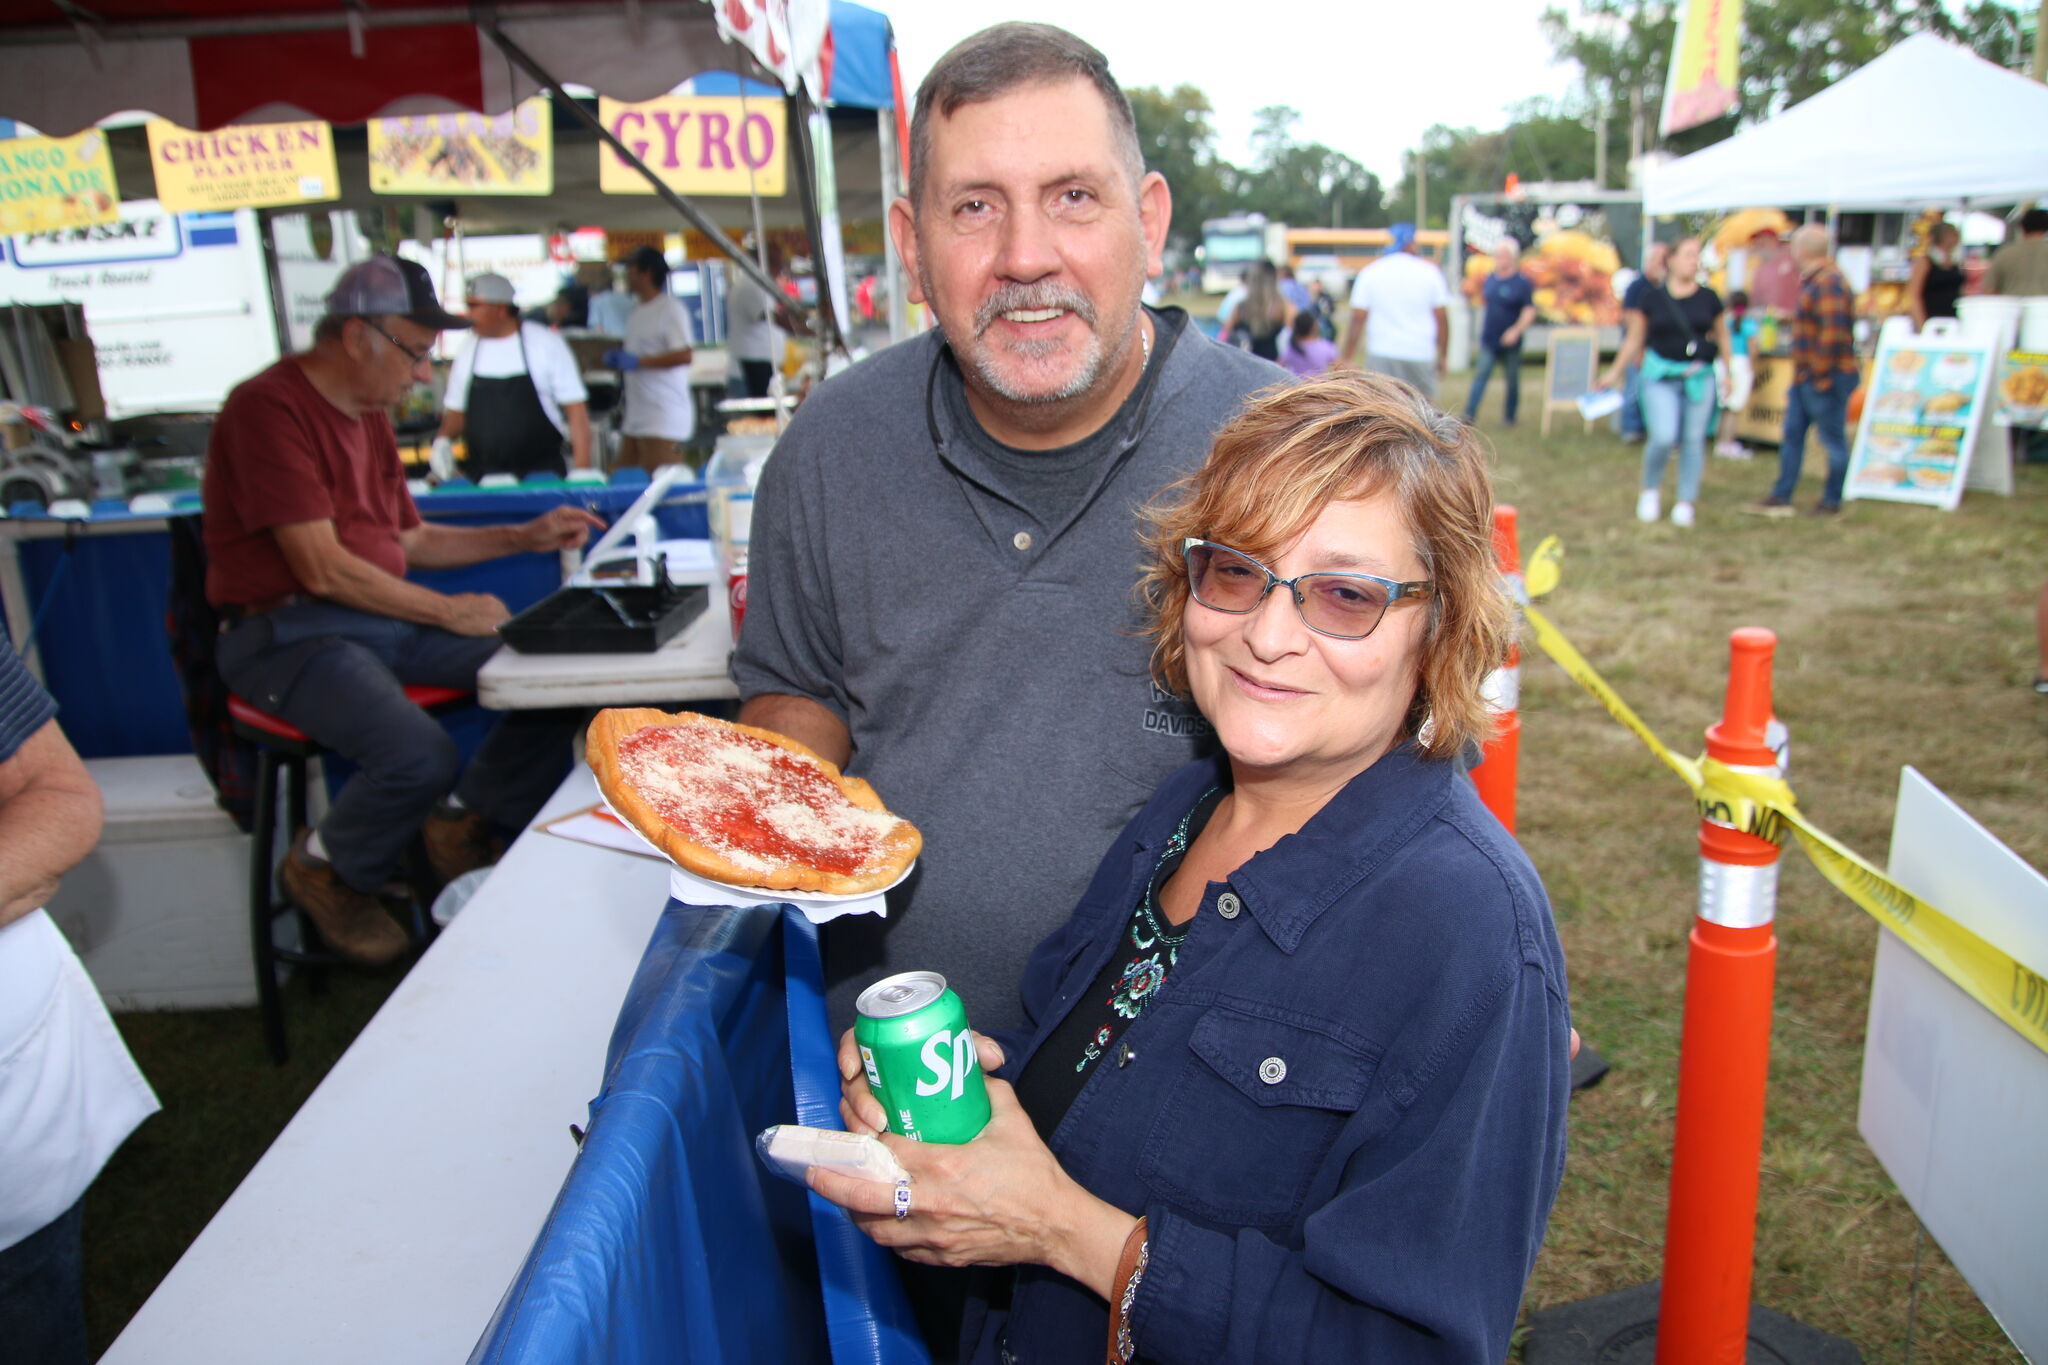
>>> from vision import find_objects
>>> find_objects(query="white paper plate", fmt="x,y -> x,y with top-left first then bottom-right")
597,792 -> 905,923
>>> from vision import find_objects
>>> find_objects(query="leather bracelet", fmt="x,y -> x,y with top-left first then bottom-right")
1104,1216 -> 1149,1365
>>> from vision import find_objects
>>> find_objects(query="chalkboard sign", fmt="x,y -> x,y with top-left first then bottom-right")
1542,328 -> 1602,435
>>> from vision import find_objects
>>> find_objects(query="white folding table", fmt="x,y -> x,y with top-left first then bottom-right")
99,769 -> 671,1365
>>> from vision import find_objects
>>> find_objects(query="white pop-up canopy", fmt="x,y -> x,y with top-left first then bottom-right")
1645,34 -> 2048,214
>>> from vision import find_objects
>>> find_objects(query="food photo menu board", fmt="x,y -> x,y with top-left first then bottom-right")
1845,324 -> 1993,511
1993,351 -> 2048,431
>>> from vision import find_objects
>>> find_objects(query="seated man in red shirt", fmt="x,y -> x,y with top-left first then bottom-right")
203,256 -> 602,966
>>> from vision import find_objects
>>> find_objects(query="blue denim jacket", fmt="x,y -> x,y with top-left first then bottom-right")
969,746 -> 1571,1364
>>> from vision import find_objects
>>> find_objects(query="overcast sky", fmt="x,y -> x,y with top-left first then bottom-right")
874,0 -> 1587,185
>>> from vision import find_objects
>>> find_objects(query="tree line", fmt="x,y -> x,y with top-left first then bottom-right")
1132,0 -> 2036,245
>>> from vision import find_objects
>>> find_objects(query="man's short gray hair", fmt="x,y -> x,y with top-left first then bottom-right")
907,22 -> 1144,209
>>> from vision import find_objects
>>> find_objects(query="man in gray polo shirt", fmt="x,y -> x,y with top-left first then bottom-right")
733,23 -> 1277,1033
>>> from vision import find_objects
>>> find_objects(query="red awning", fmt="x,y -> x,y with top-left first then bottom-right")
0,0 -> 802,133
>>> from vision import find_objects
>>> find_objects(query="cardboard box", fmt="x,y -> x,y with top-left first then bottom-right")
53,335 -> 106,421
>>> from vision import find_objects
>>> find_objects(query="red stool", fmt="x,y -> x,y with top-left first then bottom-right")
229,685 -> 472,1064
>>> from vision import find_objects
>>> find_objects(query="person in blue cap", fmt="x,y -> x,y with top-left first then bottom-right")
1339,222 -> 1450,400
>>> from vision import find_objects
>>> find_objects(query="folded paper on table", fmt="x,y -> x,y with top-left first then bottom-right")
540,805 -> 658,858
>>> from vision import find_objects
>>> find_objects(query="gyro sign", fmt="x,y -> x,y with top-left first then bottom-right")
598,96 -> 786,197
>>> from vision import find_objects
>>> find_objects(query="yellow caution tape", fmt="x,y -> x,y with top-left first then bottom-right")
1695,758 -> 1795,844
1524,535 -> 1565,601
1518,596 -> 2048,1056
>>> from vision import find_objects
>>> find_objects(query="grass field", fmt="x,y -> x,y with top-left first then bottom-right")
83,370 -> 2046,1360
1484,380 -> 2044,1361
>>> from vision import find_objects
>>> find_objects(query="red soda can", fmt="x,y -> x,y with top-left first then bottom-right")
727,552 -> 748,639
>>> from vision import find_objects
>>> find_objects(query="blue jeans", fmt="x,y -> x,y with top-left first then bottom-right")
1640,378 -> 1713,504
1771,376 -> 1859,507
0,1197 -> 86,1365
216,603 -> 577,893
1463,343 -> 1523,423
1620,363 -> 1646,437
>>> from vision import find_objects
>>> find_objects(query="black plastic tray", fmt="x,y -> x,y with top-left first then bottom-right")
498,581 -> 708,654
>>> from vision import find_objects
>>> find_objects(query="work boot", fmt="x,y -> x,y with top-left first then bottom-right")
423,805 -> 507,884
279,832 -> 410,967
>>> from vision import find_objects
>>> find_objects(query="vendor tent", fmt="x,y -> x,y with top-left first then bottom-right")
1644,34 -> 2048,214
0,0 -> 890,135
0,0 -> 913,345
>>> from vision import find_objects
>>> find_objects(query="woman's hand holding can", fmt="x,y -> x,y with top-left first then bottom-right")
837,1025 -> 1004,1138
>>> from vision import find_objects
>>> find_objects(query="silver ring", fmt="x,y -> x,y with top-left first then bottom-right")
893,1179 -> 912,1220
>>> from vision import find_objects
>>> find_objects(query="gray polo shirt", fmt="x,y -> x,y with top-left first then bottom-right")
733,309 -> 1283,1031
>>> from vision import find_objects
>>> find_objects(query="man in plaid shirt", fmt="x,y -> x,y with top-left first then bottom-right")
1747,224 -> 1861,517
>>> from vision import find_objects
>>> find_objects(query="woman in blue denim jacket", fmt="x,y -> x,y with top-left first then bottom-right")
813,373 -> 1573,1363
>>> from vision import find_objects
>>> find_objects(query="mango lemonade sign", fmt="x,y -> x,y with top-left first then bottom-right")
146,119 -> 337,213
0,130 -> 119,235
598,96 -> 786,197
368,99 -> 553,195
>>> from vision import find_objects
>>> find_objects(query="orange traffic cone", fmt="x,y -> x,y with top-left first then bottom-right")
1521,632 -> 1857,1364
1657,627 -> 1784,1363
1473,505 -> 1522,832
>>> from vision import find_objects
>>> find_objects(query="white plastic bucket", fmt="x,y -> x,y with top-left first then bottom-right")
2020,299 -> 2048,352
1956,295 -> 2022,351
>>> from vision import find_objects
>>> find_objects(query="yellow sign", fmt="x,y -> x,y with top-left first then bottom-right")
368,99 -> 553,196
0,130 -> 119,235
598,96 -> 787,197
146,118 -> 337,213
1660,0 -> 1742,135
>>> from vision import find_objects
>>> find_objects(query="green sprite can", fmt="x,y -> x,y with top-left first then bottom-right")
853,970 -> 990,1143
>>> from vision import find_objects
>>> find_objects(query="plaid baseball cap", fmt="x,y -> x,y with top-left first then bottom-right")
324,255 -> 470,330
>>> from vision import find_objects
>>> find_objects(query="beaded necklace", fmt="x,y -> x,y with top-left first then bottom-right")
1074,786 -> 1220,1074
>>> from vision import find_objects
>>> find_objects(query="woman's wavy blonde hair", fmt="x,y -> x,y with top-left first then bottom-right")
1137,371 -> 1512,761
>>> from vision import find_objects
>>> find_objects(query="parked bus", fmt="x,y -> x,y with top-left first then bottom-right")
1284,227 -> 1450,293
1199,213 -> 1288,293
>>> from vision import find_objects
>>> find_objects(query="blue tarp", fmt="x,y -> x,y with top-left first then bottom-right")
683,2 -> 897,111
6,481 -> 709,758
471,905 -> 928,1365
821,2 -> 897,112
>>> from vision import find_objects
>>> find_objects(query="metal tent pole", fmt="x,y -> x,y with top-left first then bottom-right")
474,16 -> 807,324
878,107 -> 905,345
784,86 -> 847,361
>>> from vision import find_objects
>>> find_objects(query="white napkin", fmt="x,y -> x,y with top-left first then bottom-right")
1577,389 -> 1625,421
579,794 -> 898,925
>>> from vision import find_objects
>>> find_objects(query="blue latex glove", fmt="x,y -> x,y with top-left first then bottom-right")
602,348 -> 641,372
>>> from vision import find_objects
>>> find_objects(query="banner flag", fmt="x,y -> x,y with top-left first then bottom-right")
1661,0 -> 1743,135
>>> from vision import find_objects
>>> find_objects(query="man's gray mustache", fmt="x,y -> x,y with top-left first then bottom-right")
973,286 -> 1097,335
